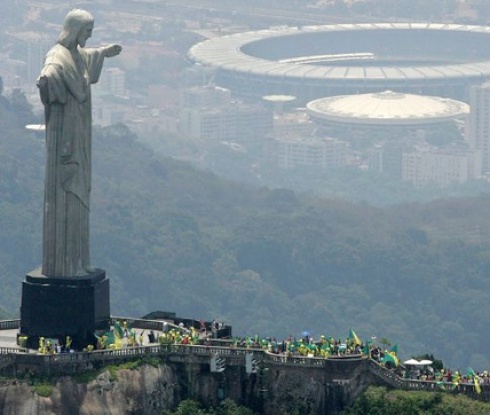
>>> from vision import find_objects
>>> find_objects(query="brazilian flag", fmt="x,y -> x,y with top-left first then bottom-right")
114,321 -> 125,339
348,329 -> 362,346
362,339 -> 372,355
381,352 -> 399,367
104,332 -> 115,347
467,367 -> 482,394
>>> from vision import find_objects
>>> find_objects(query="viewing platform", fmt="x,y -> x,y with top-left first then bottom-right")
0,317 -> 487,402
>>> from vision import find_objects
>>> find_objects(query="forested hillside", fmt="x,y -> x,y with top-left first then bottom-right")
2,91 -> 490,370
342,386 -> 490,415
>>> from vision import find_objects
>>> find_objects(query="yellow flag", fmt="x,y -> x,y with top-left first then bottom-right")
475,376 -> 482,394
349,329 -> 362,346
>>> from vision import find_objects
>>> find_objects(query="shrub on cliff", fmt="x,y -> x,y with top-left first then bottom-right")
163,398 -> 256,415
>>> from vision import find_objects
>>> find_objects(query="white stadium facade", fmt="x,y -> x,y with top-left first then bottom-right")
188,23 -> 490,103
306,90 -> 470,129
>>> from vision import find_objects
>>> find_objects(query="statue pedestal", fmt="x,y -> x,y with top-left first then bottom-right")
20,268 -> 110,350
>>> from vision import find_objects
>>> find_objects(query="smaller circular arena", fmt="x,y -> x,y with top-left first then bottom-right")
306,90 -> 470,129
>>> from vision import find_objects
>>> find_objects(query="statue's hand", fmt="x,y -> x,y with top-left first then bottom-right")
37,75 -> 48,88
37,75 -> 51,105
104,44 -> 122,58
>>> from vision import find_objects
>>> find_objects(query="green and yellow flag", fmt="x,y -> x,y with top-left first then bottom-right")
349,329 -> 362,346
468,368 -> 482,394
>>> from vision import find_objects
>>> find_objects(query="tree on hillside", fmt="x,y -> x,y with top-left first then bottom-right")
343,386 -> 490,415
163,399 -> 256,415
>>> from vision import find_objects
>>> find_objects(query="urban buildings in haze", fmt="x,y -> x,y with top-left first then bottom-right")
6,2 -> 490,189
178,85 -> 273,143
467,82 -> 490,175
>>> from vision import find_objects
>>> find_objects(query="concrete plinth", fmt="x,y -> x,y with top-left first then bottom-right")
20,268 -> 110,350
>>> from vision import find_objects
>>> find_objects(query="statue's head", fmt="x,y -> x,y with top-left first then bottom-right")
57,9 -> 94,48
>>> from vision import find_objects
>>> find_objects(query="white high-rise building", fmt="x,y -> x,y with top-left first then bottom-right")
179,103 -> 272,143
468,82 -> 490,174
179,85 -> 272,142
104,67 -> 126,96
275,137 -> 348,169
180,85 -> 231,108
401,145 -> 481,187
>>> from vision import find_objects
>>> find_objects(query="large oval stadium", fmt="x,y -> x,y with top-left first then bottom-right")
188,23 -> 490,103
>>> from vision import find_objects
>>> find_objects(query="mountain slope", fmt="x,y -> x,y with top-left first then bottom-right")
2,105 -> 490,370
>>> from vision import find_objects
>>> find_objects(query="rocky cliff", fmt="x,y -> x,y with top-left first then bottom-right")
0,358 -> 376,415
0,365 -> 179,415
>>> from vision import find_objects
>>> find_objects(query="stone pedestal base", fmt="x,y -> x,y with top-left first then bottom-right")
20,268 -> 110,350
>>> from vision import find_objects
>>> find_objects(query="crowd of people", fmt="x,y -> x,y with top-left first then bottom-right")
25,320 -> 488,395
33,322 -> 388,363
228,333 -> 366,358
396,365 -> 489,394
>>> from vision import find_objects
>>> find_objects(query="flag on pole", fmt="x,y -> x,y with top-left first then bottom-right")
468,368 -> 482,394
349,329 -> 362,346
362,339 -> 372,355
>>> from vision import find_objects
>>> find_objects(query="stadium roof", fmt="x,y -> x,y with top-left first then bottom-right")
306,90 -> 470,126
188,23 -> 490,83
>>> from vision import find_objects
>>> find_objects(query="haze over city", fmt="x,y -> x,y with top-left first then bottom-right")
4,0 -> 490,204
3,0 -> 490,374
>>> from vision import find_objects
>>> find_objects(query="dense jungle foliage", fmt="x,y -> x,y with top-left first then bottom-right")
163,399 -> 255,415
163,390 -> 490,415
342,386 -> 490,415
2,90 -> 490,371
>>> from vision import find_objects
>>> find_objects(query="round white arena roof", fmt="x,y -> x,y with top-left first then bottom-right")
306,91 -> 470,126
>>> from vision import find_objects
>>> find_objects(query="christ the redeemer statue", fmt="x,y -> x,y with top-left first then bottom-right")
38,9 -> 121,276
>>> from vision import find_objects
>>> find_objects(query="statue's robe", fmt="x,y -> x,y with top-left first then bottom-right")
38,44 -> 105,276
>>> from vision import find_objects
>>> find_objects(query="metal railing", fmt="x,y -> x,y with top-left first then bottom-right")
0,341 -> 369,371
368,360 -> 405,388
0,320 -> 20,330
368,359 -> 490,396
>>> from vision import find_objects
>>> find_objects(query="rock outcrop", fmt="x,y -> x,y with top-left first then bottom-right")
0,365 -> 179,415
0,358 -> 376,415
